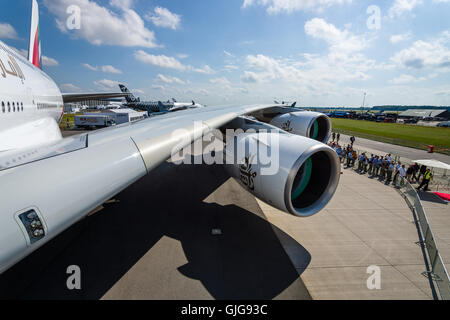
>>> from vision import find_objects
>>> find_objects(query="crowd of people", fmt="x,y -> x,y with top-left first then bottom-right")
328,133 -> 434,191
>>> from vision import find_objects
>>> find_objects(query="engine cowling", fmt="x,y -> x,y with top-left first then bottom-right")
269,112 -> 331,143
224,132 -> 340,217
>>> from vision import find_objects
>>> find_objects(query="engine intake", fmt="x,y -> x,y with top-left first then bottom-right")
224,133 -> 340,217
269,112 -> 331,144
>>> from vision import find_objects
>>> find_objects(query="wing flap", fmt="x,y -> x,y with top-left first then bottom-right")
0,134 -> 87,172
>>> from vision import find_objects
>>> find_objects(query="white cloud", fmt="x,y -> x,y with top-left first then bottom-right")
134,51 -> 187,71
242,0 -> 352,14
109,0 -> 134,10
0,23 -> 19,39
305,18 -> 367,53
389,74 -> 425,84
133,88 -> 145,94
156,74 -> 185,85
210,77 -> 231,85
388,0 -> 423,18
101,65 -> 122,74
390,32 -> 412,44
42,56 -> 59,67
43,0 -> 158,48
177,54 -> 189,59
83,63 -> 122,74
224,64 -> 239,71
83,63 -> 99,71
241,71 -> 260,83
192,65 -> 215,74
60,83 -> 82,92
234,19 -> 377,100
146,7 -> 181,30
134,50 -> 215,74
224,50 -> 234,57
391,31 -> 450,69
152,85 -> 165,90
94,79 -> 120,90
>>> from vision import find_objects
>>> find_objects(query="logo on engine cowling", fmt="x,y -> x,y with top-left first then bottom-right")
240,155 -> 257,191
281,120 -> 293,133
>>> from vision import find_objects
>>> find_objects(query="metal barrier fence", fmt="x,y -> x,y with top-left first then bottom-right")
333,145 -> 450,299
400,180 -> 450,300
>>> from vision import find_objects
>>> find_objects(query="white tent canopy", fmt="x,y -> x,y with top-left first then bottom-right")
413,159 -> 450,170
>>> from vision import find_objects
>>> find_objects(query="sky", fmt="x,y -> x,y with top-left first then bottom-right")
0,0 -> 449,107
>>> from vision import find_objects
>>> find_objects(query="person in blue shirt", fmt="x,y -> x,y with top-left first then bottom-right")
373,156 -> 380,177
346,151 -> 353,168
336,146 -> 343,162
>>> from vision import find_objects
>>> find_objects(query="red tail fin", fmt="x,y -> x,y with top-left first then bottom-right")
28,0 -> 41,69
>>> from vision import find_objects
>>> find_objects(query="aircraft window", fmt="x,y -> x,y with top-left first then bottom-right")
7,102 -> 10,112
12,102 -> 15,112
1,102 -> 4,113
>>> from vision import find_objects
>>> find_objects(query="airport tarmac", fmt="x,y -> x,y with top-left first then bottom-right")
0,134 -> 443,300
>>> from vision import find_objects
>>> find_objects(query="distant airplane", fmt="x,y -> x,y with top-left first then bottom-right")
274,100 -> 297,108
119,85 -> 203,113
172,98 -> 205,109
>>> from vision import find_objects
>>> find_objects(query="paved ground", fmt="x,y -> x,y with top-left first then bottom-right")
259,167 -> 437,300
336,133 -> 449,275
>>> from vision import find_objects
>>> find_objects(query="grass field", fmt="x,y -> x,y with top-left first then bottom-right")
331,118 -> 450,155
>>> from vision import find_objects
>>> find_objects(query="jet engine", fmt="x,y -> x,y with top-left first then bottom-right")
269,112 -> 331,143
224,132 -> 340,217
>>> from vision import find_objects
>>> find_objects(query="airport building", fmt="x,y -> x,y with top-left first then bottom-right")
398,109 -> 450,120
95,108 -> 148,125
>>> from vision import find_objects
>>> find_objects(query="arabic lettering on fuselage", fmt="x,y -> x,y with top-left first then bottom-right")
0,54 -> 25,82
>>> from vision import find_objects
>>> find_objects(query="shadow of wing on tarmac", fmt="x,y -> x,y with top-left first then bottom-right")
0,159 -> 311,300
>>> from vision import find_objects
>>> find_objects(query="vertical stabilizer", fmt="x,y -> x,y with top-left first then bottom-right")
119,84 -> 138,104
28,0 -> 41,69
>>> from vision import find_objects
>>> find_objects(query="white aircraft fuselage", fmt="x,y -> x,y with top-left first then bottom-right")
0,40 -> 63,152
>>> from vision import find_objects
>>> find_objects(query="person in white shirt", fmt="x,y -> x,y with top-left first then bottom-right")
398,165 -> 407,187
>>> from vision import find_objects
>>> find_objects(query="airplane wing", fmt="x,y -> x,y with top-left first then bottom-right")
62,92 -> 130,103
0,104 -> 281,273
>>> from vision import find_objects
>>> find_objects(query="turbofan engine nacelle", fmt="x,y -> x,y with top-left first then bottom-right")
224,133 -> 340,217
270,112 -> 331,143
